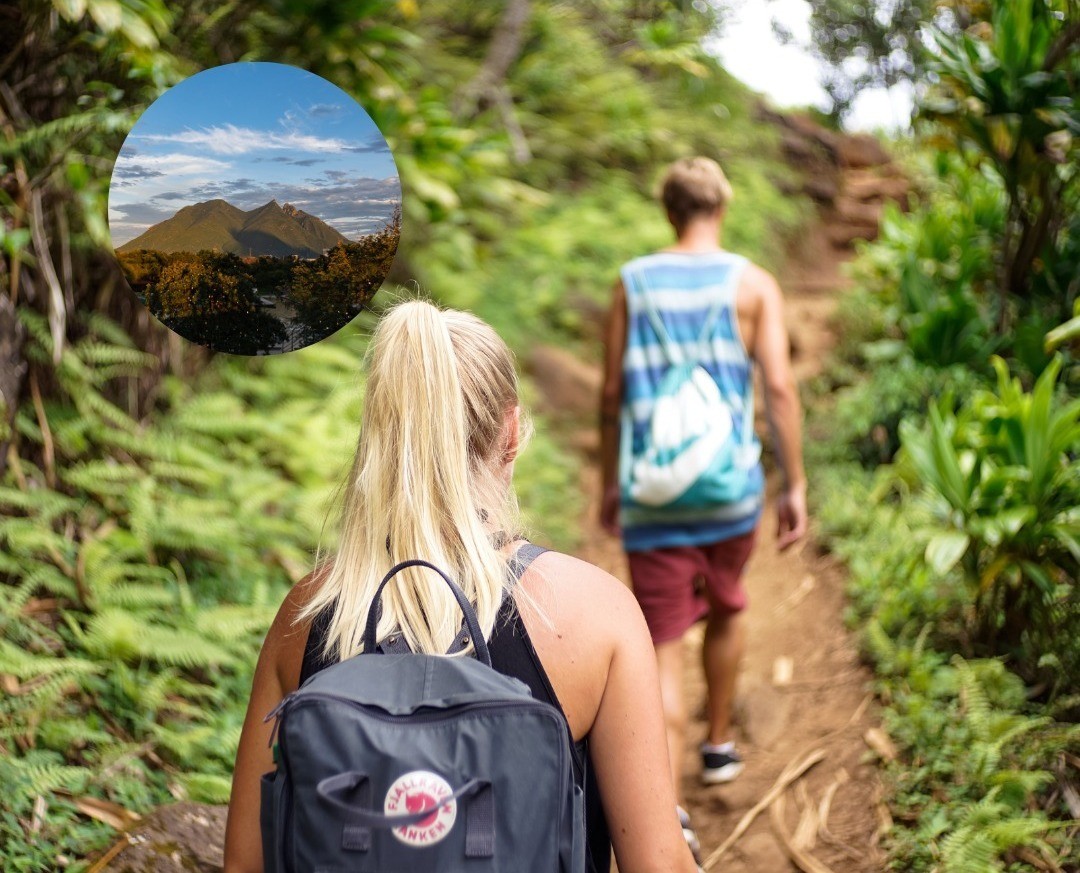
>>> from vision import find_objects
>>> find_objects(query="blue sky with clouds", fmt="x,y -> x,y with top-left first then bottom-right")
109,63 -> 400,245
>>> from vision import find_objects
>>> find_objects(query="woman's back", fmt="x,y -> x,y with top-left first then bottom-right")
223,301 -> 699,873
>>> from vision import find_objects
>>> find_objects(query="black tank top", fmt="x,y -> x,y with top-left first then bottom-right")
298,545 -> 612,873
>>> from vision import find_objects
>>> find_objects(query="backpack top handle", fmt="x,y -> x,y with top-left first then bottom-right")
361,560 -> 493,667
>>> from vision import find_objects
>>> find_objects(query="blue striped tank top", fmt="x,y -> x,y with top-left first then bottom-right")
618,250 -> 764,552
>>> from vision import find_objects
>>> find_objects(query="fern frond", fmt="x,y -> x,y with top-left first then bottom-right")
940,826 -> 999,873
988,769 -> 1054,796
0,519 -> 75,568
83,610 -> 232,668
74,341 -> 157,373
80,312 -> 140,349
61,460 -> 144,498
176,772 -> 232,804
864,619 -> 899,672
96,582 -> 177,610
0,107 -> 132,158
0,486 -> 82,521
956,658 -> 992,742
148,460 -> 223,489
0,640 -> 99,680
172,394 -> 265,440
0,673 -> 81,721
0,574 -> 38,618
0,754 -> 89,800
196,605 -> 276,642
75,387 -> 141,433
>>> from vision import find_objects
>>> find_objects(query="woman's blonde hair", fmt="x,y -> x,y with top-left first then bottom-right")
660,156 -> 734,232
298,300 -> 527,661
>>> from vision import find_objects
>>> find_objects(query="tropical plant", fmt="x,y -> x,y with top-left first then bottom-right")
921,0 -> 1080,328
896,355 -> 1080,688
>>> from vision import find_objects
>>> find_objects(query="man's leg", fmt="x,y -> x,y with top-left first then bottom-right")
699,529 -> 756,782
654,636 -> 687,803
702,610 -> 744,745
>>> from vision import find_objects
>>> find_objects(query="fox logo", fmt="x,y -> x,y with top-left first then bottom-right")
404,790 -> 440,829
384,771 -> 456,847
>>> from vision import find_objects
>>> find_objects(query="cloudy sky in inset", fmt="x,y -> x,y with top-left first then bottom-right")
109,63 -> 400,246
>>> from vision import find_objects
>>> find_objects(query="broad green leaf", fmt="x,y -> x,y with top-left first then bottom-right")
926,530 -> 971,576
1045,315 -> 1080,351
87,0 -> 122,32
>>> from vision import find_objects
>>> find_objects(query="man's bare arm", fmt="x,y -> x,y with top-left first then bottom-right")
748,265 -> 807,549
599,279 -> 627,534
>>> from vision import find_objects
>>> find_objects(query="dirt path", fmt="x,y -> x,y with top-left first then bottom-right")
571,218 -> 888,872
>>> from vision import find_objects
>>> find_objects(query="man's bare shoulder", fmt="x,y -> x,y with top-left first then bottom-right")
737,260 -> 783,304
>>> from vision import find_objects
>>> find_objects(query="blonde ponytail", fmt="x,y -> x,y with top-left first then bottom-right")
298,300 -> 526,661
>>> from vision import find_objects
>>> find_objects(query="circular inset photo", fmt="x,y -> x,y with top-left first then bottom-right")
109,62 -> 400,355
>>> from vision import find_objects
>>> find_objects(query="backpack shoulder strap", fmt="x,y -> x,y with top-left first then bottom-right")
631,265 -> 684,367
692,253 -> 750,365
375,543 -> 550,657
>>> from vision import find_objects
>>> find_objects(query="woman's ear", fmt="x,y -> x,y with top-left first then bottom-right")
502,405 -> 521,465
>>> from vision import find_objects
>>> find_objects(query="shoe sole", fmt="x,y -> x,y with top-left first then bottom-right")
701,761 -> 744,784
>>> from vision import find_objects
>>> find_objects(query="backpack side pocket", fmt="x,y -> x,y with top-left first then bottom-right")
559,783 -> 586,873
260,769 -> 285,873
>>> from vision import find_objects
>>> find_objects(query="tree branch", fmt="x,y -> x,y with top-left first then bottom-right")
454,0 -> 531,120
1043,19 -> 1080,71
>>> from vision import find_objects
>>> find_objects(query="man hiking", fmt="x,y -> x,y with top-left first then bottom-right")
599,156 -> 808,848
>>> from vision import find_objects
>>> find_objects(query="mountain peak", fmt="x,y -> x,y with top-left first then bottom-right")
118,197 -> 349,257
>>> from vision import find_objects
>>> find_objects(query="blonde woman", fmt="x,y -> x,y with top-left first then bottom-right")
223,300 -> 698,873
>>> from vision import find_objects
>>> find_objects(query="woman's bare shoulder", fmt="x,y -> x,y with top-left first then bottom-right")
264,566 -> 331,690
522,549 -> 644,638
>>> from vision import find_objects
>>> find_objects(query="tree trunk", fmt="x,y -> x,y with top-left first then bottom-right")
461,0 -> 531,109
454,0 -> 533,161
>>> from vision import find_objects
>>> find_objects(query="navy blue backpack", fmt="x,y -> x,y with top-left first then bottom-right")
260,559 -> 586,872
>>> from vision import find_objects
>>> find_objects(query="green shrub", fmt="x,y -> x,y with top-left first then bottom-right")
896,356 -> 1080,690
871,646 -> 1080,873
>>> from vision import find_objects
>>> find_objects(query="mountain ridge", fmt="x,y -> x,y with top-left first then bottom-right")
117,199 -> 349,258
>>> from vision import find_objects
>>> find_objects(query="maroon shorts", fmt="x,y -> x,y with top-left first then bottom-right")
627,529 -> 757,644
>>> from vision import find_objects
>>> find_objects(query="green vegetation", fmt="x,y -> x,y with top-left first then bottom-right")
0,311 -> 365,868
290,212 -> 400,341
809,2 -> 1080,870
1,0 -> 809,867
119,229 -> 398,355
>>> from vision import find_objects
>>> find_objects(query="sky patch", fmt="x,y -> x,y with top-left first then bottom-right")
108,62 -> 400,245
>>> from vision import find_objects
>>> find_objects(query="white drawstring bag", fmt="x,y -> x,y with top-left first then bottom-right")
619,274 -> 759,509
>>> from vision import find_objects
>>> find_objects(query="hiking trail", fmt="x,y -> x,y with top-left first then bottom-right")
541,120 -> 909,873
94,114 -> 907,873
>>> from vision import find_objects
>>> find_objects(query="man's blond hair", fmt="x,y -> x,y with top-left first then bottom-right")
660,156 -> 734,232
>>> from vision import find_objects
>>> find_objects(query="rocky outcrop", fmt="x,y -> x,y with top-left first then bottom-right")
761,106 -> 910,247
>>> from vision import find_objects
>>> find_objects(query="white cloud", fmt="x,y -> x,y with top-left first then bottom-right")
115,152 -> 232,177
134,124 -> 353,155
